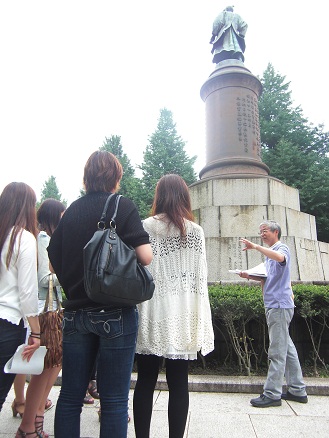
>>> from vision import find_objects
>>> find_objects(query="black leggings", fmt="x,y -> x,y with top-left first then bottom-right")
133,354 -> 189,438
0,319 -> 26,411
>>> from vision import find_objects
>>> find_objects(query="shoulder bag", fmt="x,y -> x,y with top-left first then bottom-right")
83,194 -> 155,306
39,273 -> 63,368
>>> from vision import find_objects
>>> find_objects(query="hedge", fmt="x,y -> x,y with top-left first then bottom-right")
207,283 -> 329,376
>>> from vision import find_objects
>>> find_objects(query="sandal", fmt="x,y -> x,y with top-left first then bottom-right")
98,408 -> 130,423
12,399 -> 25,417
83,392 -> 94,404
35,415 -> 49,438
44,399 -> 52,411
15,428 -> 41,438
88,380 -> 100,399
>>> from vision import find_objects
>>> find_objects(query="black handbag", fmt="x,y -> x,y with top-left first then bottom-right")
83,194 -> 155,306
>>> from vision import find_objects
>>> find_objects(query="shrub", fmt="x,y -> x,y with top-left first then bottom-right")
209,284 -> 264,375
206,283 -> 329,376
293,284 -> 329,375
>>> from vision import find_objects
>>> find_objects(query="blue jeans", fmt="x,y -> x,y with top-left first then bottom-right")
54,306 -> 138,438
263,308 -> 307,400
0,318 -> 26,411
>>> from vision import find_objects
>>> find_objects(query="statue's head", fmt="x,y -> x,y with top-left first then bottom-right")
224,6 -> 234,12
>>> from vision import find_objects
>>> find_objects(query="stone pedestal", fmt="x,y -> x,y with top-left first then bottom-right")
190,177 -> 329,282
193,60 -> 329,282
200,60 -> 269,179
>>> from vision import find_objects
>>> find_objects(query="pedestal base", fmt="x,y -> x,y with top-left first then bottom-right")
189,177 -> 329,282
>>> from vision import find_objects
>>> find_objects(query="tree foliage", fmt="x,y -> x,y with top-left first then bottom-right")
39,175 -> 66,208
259,64 -> 329,242
139,108 -> 197,213
299,157 -> 329,241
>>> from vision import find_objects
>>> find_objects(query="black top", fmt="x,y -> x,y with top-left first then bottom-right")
48,192 -> 150,310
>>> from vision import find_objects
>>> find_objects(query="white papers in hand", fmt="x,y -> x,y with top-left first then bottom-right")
229,263 -> 267,278
4,344 -> 47,375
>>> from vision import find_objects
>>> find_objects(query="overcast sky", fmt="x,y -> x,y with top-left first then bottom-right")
1,1 -> 328,205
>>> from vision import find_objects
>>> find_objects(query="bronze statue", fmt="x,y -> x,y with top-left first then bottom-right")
210,6 -> 248,64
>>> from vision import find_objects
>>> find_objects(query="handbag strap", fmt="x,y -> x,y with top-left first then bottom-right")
98,194 -> 122,230
44,274 -> 53,312
110,195 -> 121,227
97,193 -> 115,230
53,285 -> 62,311
43,274 -> 62,313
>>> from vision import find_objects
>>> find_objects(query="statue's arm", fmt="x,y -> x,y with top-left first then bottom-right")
238,19 -> 248,37
210,14 -> 224,43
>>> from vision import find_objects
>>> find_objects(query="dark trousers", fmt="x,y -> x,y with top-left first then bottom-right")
0,318 -> 26,411
133,354 -> 189,438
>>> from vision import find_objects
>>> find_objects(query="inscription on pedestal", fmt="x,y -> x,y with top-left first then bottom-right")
228,239 -> 243,270
237,95 -> 261,156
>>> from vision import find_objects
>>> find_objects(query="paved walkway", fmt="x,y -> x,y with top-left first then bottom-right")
2,375 -> 329,437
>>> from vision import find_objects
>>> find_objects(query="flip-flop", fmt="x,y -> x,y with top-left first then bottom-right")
83,393 -> 95,404
88,380 -> 100,399
45,399 -> 52,411
98,409 -> 130,423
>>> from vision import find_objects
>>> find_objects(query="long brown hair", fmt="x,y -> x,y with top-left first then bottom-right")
37,199 -> 66,237
151,174 -> 194,235
83,151 -> 123,194
0,182 -> 38,268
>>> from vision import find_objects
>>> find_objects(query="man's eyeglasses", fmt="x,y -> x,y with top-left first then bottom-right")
258,229 -> 271,235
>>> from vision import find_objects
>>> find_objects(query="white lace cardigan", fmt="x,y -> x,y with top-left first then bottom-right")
136,215 -> 214,360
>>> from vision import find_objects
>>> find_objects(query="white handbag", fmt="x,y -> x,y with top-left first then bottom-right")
4,344 -> 47,375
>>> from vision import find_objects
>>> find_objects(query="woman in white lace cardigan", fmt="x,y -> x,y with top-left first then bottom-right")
133,174 -> 214,438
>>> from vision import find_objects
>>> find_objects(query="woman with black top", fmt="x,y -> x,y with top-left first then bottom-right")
48,151 -> 152,438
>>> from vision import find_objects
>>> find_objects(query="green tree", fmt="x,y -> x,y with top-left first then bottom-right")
259,64 -> 329,242
99,135 -> 147,217
261,139 -> 314,190
259,64 -> 329,157
139,108 -> 197,213
299,157 -> 329,242
39,175 -> 66,207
